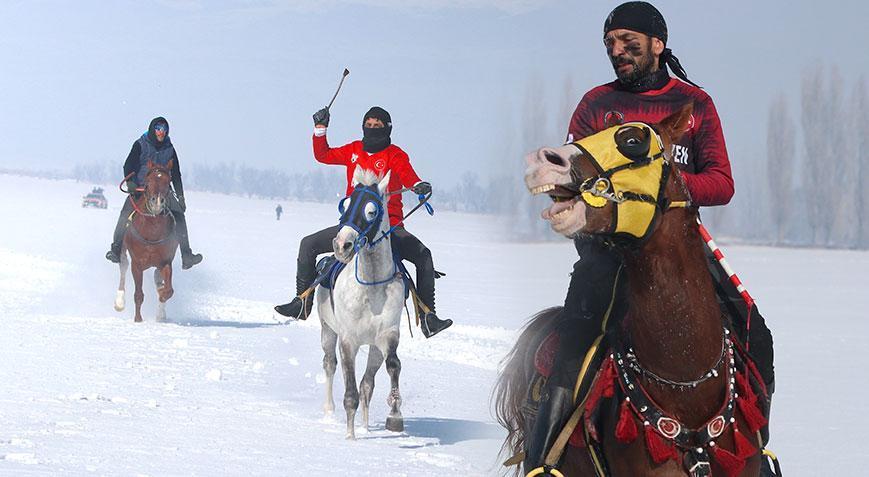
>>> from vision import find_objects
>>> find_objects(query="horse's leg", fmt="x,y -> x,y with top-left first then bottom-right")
155,264 -> 174,323
338,339 -> 360,439
114,249 -> 129,312
359,345 -> 384,431
131,264 -> 145,323
383,332 -> 403,432
321,320 -> 338,417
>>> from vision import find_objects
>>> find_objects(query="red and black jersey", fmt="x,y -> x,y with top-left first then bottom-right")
568,76 -> 734,206
313,134 -> 422,226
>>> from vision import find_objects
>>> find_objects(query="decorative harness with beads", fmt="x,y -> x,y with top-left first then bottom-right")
611,328 -> 740,477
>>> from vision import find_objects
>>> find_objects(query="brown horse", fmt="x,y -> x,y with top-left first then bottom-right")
495,105 -> 767,476
113,164 -> 179,323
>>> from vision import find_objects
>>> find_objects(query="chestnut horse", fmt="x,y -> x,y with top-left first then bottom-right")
113,164 -> 179,323
495,105 -> 767,476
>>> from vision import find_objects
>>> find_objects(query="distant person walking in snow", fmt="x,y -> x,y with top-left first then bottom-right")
274,106 -> 452,338
105,117 -> 203,270
275,204 -> 283,221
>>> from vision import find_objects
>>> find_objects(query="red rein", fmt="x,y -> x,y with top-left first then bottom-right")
118,172 -> 147,216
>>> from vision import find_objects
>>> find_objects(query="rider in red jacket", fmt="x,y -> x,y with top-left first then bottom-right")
525,3 -> 775,475
274,107 -> 452,338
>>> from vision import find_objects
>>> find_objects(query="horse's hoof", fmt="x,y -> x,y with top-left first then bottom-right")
385,417 -> 404,432
134,317 -> 143,323
345,432 -> 356,440
113,303 -> 125,312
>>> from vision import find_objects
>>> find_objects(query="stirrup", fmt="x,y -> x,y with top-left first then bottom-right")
526,465 -> 564,477
761,449 -> 782,476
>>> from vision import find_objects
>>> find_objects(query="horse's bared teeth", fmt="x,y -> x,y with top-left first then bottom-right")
530,184 -> 555,195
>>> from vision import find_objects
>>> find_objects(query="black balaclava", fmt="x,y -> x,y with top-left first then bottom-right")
362,106 -> 392,154
604,1 -> 700,89
147,116 -> 171,147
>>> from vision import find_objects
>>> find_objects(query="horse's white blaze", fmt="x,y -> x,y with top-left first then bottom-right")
333,227 -> 358,264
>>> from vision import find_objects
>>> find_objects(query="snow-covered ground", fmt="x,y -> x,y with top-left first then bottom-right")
0,173 -> 866,475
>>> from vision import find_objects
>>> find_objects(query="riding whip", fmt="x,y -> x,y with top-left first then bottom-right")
326,68 -> 350,110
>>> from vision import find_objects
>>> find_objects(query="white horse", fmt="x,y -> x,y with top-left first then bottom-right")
317,168 -> 406,439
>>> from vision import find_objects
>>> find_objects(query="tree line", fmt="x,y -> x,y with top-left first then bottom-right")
764,66 -> 868,248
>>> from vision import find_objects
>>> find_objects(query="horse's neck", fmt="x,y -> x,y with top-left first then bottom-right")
132,197 -> 173,240
621,209 -> 723,381
355,224 -> 394,281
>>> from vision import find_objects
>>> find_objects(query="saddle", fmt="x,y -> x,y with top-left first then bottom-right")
313,255 -> 408,299
313,254 -> 444,296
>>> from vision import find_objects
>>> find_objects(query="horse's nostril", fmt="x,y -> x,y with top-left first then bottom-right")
544,152 -> 565,167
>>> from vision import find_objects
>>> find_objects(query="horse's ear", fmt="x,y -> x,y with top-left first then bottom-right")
658,102 -> 694,144
147,160 -> 155,170
351,167 -> 363,186
378,171 -> 392,195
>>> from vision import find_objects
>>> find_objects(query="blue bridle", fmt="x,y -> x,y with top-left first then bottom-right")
338,184 -> 386,252
337,184 -> 398,286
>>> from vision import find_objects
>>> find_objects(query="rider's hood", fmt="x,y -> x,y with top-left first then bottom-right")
146,117 -> 172,148
573,121 -> 670,241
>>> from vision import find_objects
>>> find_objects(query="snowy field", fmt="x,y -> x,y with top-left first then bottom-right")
1,173 -> 867,476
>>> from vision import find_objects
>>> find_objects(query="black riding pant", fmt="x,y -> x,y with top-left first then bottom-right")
552,239 -> 625,389
390,227 -> 436,312
295,224 -> 342,296
111,194 -> 193,252
294,225 -> 437,311
704,247 -> 775,387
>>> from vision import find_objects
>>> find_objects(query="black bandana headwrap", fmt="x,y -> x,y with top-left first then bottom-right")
604,1 -> 701,88
362,106 -> 392,154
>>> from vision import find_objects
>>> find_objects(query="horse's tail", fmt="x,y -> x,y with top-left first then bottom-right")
493,306 -> 565,474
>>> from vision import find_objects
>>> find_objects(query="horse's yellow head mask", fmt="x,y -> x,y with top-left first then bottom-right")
571,122 -> 684,241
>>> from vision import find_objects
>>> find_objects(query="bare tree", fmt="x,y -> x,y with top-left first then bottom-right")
766,95 -> 796,243
855,77 -> 869,248
825,67 -> 859,247
559,74 -> 576,142
800,65 -> 831,246
512,75 -> 554,241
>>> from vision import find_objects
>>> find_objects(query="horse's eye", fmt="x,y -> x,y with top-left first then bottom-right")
615,125 -> 651,160
364,203 -> 377,221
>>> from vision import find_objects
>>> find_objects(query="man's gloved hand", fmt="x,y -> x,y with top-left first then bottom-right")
177,194 -> 187,212
126,180 -> 139,194
313,107 -> 330,127
412,181 -> 432,195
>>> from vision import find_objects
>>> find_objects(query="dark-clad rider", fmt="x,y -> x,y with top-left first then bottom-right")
105,117 -> 203,270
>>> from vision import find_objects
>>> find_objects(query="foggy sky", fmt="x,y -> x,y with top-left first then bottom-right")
0,0 -> 866,188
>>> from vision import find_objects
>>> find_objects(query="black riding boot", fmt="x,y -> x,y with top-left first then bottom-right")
274,226 -> 340,321
523,385 -> 575,475
416,280 -> 452,338
173,211 -> 202,269
274,267 -> 316,320
274,294 -> 314,320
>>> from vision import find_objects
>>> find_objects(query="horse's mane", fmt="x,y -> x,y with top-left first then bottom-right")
352,168 -> 384,187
